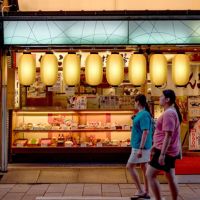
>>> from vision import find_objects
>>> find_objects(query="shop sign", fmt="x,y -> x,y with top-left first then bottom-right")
4,20 -> 200,45
189,119 -> 200,150
188,96 -> 200,118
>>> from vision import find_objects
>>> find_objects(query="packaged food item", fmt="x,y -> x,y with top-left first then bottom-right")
27,123 -> 33,130
51,137 -> 57,146
14,139 -> 28,147
96,140 -> 103,147
40,138 -> 52,147
110,140 -> 119,146
57,134 -> 65,146
27,138 -> 39,146
80,142 -> 88,147
102,138 -> 110,146
120,141 -> 128,147
115,125 -> 122,130
65,140 -> 73,147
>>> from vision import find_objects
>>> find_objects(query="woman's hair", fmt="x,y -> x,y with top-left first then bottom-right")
135,94 -> 152,116
163,89 -> 182,123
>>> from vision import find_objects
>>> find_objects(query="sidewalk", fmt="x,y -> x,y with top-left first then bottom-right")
0,164 -> 199,200
0,183 -> 200,200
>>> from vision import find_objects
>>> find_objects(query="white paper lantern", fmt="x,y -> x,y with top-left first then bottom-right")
172,54 -> 190,86
63,54 -> 80,86
85,54 -> 103,86
150,54 -> 167,87
40,54 -> 58,86
106,54 -> 124,86
18,54 -> 36,86
128,54 -> 146,86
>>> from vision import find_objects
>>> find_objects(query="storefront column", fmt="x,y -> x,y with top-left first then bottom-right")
1,51 -> 8,172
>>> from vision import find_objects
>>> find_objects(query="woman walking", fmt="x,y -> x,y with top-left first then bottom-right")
146,89 -> 182,200
127,94 -> 153,199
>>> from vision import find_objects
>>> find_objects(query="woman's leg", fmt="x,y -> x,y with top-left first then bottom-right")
146,164 -> 162,200
140,163 -> 149,195
165,169 -> 179,200
126,162 -> 144,194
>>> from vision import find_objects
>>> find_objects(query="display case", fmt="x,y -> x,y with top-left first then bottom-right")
10,108 -> 133,162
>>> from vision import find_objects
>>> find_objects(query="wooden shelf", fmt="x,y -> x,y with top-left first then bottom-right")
13,129 -> 131,132
13,108 -> 133,114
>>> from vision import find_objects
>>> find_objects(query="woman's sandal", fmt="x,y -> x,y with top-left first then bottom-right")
130,193 -> 151,200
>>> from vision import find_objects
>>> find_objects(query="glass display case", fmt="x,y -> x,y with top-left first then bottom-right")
10,109 -> 133,162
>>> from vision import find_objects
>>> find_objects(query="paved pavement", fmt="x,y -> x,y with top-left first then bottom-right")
0,183 -> 199,200
0,164 -> 199,199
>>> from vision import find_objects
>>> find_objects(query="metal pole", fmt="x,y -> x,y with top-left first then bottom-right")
1,53 -> 8,172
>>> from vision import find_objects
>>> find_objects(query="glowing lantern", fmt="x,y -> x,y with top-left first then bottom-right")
40,53 -> 58,86
172,54 -> 190,86
106,54 -> 124,86
150,54 -> 167,87
18,54 -> 36,86
63,54 -> 80,86
85,54 -> 103,86
128,54 -> 146,86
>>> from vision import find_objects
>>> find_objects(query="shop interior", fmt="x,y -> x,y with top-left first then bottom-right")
4,44 -> 199,163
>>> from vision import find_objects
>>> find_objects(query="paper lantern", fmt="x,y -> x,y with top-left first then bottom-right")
106,54 -> 124,86
128,54 -> 146,86
63,54 -> 80,86
85,54 -> 103,86
40,54 -> 58,86
150,54 -> 167,87
18,54 -> 36,86
172,54 -> 190,86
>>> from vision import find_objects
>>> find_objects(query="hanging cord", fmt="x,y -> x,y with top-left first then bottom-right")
2,4 -> 15,16
1,0 -> 18,17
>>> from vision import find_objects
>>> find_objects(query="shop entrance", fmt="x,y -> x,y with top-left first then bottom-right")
1,11 -> 200,170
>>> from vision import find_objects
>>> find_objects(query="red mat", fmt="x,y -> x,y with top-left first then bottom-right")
176,156 -> 200,175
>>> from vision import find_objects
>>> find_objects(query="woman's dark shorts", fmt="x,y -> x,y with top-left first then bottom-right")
149,148 -> 177,173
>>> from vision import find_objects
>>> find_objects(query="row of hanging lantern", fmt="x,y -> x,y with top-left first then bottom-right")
18,53 -> 190,87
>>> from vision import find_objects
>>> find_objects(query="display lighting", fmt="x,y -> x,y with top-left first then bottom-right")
85,54 -> 103,86
106,54 -> 124,86
40,53 -> 58,86
172,54 -> 190,86
18,53 -> 36,86
150,54 -> 167,87
128,54 -> 146,86
63,54 -> 80,86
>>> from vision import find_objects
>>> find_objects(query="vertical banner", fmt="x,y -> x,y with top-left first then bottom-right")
188,96 -> 200,150
189,118 -> 200,150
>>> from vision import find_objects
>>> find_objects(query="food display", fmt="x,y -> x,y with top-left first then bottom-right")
11,110 -> 132,156
27,138 -> 40,146
14,139 -> 28,147
40,138 -> 52,146
15,122 -> 131,131
57,134 -> 65,145
15,123 -> 52,130
65,140 -> 73,147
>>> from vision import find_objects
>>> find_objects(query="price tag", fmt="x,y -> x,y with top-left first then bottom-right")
16,143 -> 23,147
80,143 -> 87,147
124,126 -> 130,130
121,143 -> 128,147
96,143 -> 103,147
41,143 -> 48,147
65,144 -> 72,147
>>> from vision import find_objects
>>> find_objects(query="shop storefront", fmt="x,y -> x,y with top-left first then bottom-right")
1,10 -> 200,171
